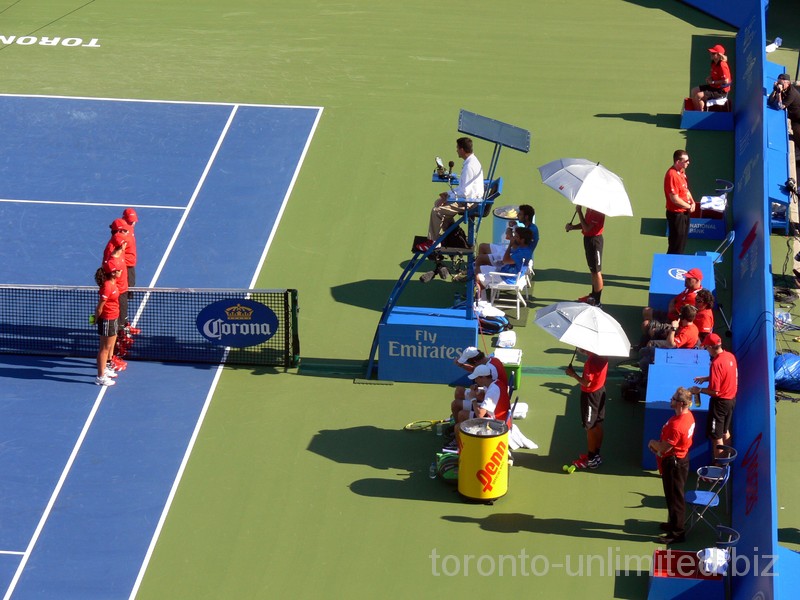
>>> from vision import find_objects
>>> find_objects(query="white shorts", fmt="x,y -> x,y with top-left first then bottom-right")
488,243 -> 507,266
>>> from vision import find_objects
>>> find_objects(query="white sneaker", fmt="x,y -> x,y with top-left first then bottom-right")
104,368 -> 119,378
95,375 -> 116,386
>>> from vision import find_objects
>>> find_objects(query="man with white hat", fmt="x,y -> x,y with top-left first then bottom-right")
444,363 -> 510,453
450,347 -> 508,420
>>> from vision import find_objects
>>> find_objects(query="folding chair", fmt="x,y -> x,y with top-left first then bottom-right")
684,445 -> 736,533
695,230 -> 735,288
715,525 -> 740,598
696,445 -> 737,512
484,259 -> 532,320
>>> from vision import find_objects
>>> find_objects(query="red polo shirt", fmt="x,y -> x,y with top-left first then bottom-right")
674,322 -> 699,349
668,286 -> 700,321
98,280 -> 120,320
582,208 -> 605,237
709,350 -> 738,400
710,60 -> 732,91
581,353 -> 608,393
657,410 -> 695,472
664,167 -> 691,212
123,225 -> 137,267
694,308 -> 714,339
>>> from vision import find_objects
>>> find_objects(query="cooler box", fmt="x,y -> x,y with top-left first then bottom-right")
458,418 -> 509,502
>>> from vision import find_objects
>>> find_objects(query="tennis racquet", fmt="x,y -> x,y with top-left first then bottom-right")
404,418 -> 450,431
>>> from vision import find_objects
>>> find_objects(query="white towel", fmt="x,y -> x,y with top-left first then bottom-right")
700,194 -> 727,213
509,424 -> 538,450
512,402 -> 528,419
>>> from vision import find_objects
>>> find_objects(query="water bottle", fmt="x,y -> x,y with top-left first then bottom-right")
435,422 -> 443,436
428,461 -> 438,479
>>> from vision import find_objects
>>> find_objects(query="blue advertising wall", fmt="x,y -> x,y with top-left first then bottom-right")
682,0 -> 800,597
680,0 -> 768,28
727,4 -> 779,599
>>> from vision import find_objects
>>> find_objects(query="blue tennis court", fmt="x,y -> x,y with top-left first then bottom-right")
0,95 -> 321,598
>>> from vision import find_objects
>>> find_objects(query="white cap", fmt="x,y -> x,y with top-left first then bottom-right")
468,364 -> 493,380
457,346 -> 480,364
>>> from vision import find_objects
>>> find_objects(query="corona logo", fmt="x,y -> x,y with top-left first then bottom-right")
196,299 -> 279,348
225,303 -> 254,320
476,440 -> 507,492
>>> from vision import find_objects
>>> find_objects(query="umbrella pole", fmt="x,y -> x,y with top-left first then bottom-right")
568,347 -> 577,367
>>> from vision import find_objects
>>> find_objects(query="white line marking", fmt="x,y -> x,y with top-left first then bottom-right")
0,552 -> 24,556
0,198 -> 185,210
0,95 -> 322,597
0,92 -> 323,111
127,362 -> 226,600
248,106 -> 324,288
129,105 -> 239,329
3,104 -> 240,600
3,388 -> 109,600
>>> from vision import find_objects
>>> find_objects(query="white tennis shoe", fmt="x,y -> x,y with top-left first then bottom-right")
95,375 -> 117,386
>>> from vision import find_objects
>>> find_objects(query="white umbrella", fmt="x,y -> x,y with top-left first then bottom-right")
538,158 -> 633,217
534,302 -> 631,357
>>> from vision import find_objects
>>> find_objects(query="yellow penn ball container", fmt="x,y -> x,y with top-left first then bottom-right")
457,418 -> 509,502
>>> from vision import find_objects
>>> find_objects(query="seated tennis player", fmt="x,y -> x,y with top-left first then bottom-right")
475,227 -> 534,300
475,204 -> 538,269
450,347 -> 508,420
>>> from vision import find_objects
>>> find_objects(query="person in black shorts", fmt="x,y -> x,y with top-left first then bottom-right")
565,349 -> 608,469
566,206 -> 605,306
690,333 -> 738,460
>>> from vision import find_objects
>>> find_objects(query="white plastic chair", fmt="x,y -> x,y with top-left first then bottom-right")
483,260 -> 532,320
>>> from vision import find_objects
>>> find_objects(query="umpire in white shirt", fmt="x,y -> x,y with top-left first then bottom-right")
421,137 -> 484,247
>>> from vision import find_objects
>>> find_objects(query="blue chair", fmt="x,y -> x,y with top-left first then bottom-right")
685,445 -> 737,533
696,230 -> 735,264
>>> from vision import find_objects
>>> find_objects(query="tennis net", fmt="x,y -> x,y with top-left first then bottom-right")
0,285 -> 300,368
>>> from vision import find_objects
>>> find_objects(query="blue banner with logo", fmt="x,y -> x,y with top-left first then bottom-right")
196,298 -> 279,348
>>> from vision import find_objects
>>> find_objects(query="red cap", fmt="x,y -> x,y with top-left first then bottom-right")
123,207 -> 138,223
102,257 -> 124,274
684,268 -> 703,281
110,218 -> 129,232
708,44 -> 726,55
110,232 -> 127,248
702,333 -> 722,347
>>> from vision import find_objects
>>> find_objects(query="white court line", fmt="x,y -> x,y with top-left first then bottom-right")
129,105 -> 240,328
130,104 -> 323,597
248,106 -> 324,288
0,552 -> 24,557
3,388 -> 108,600
0,198 -> 185,210
0,92 -> 323,111
2,105 -> 240,600
127,362 -> 226,600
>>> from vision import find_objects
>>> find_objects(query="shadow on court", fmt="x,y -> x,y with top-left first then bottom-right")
0,355 -> 96,385
308,424 -> 465,503
441,512 -> 657,542
594,112 -> 682,129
